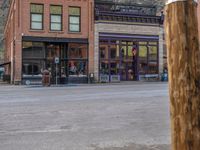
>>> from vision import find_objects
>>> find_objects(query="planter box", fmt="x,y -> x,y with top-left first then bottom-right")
100,75 -> 109,83
110,75 -> 120,83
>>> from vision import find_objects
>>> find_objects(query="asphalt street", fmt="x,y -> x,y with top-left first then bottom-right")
0,83 -> 171,150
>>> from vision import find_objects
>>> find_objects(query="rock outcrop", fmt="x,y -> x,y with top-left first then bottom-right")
0,0 -> 11,63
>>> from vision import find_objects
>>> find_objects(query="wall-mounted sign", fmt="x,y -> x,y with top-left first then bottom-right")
55,57 -> 60,64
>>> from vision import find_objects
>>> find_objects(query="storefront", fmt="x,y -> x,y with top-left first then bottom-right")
22,37 -> 88,84
99,33 -> 159,82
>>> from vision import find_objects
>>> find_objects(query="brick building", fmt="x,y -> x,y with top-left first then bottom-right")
3,0 -> 165,84
3,0 -> 94,84
94,1 -> 164,82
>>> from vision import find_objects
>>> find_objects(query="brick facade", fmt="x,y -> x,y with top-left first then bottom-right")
4,0 -> 94,84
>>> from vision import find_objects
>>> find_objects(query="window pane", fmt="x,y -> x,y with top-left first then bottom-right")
110,48 -> 116,59
32,42 -> 44,47
68,43 -> 87,59
32,47 -> 45,58
32,14 -> 42,22
68,61 -> 87,77
51,23 -> 61,30
70,16 -> 79,24
31,4 -> 43,13
100,61 -> 109,75
148,42 -> 157,45
23,46 -> 32,58
23,42 -> 32,49
149,46 -> 157,61
69,7 -> 80,16
23,42 -> 45,58
50,6 -> 62,14
46,44 -> 60,59
110,62 -> 120,75
22,60 -> 44,76
128,46 -> 133,57
51,15 -> 61,23
139,46 -> 147,57
69,24 -> 80,32
100,45 -> 109,59
31,22 -> 42,29
139,46 -> 148,75
121,46 -> 127,59
139,42 -> 148,45
148,46 -> 158,74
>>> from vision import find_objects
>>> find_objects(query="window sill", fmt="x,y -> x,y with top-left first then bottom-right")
49,30 -> 64,33
29,30 -> 45,33
23,75 -> 42,78
68,31 -> 82,34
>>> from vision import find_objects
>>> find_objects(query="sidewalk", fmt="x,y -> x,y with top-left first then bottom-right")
23,81 -> 168,88
0,80 -> 168,88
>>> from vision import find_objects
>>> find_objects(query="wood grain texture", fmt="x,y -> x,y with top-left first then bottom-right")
165,0 -> 200,150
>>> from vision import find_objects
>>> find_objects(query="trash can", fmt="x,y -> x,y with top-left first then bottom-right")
42,70 -> 51,86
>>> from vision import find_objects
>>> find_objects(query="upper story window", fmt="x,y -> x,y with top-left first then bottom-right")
50,5 -> 62,31
69,7 -> 81,32
30,4 -> 44,30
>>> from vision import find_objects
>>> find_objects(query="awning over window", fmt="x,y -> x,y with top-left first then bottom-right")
0,62 -> 11,67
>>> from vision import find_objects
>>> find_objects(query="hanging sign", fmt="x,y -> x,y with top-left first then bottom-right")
166,0 -> 198,5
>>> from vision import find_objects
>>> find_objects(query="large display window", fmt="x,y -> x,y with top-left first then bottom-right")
22,42 -> 88,83
138,42 -> 158,75
68,43 -> 87,59
67,43 -> 88,78
99,39 -> 159,81
22,42 -> 45,76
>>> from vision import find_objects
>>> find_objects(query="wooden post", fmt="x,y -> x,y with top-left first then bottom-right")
165,0 -> 200,150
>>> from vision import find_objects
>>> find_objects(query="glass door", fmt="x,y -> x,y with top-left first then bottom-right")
46,43 -> 61,84
120,41 -> 138,81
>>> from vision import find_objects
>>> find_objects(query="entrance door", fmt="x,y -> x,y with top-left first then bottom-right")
120,42 -> 138,81
46,43 -> 61,84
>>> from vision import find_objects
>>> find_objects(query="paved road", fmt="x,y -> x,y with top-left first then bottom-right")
0,83 -> 171,150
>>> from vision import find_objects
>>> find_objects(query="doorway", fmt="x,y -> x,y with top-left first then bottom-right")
120,42 -> 138,81
46,43 -> 61,84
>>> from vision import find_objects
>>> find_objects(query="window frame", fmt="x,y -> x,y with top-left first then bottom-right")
68,6 -> 81,33
30,3 -> 44,30
50,5 -> 63,31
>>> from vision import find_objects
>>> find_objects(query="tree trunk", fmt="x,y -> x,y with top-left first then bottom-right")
165,0 -> 200,150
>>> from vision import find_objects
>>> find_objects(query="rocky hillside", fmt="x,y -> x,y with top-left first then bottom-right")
0,0 -> 11,62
